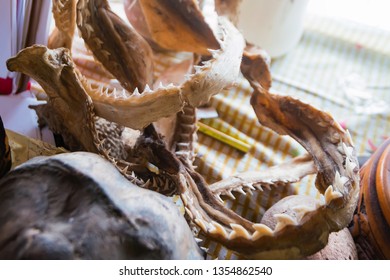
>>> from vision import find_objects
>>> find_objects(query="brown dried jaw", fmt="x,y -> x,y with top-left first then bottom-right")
172,44 -> 359,259
138,0 -> 220,54
48,0 -> 77,50
209,47 -> 360,258
77,0 -> 154,92
7,46 -> 98,153
84,17 -> 244,130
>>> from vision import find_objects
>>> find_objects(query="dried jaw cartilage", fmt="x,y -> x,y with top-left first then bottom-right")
6,0 -> 361,260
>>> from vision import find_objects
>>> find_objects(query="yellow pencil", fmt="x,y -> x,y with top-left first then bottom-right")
197,122 -> 251,153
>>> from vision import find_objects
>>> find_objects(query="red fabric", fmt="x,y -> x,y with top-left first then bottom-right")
0,77 -> 13,95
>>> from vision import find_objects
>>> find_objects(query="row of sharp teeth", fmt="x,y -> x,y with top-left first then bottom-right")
183,140 -> 357,242
83,78 -> 178,100
214,183 -> 271,202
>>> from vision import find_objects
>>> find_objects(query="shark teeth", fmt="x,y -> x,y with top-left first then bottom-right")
143,84 -> 152,93
195,218 -> 209,233
184,207 -> 193,220
193,65 -> 204,74
157,82 -> 164,89
101,50 -> 111,59
83,23 -> 94,39
208,222 -> 228,239
215,193 -> 224,204
141,179 -> 150,188
83,7 -> 91,18
133,87 -> 141,96
93,37 -> 103,47
274,213 -> 298,232
324,185 -> 343,205
77,10 -> 83,26
342,142 -> 354,159
345,129 -> 354,146
251,224 -> 274,241
222,190 -> 236,200
121,165 -> 129,174
194,237 -> 203,244
243,183 -> 255,190
228,224 -> 251,240
235,187 -> 246,195
334,171 -> 349,189
345,158 -> 358,178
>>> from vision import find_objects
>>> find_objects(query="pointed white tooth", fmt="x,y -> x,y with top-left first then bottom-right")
158,82 -> 164,89
236,187 -> 246,195
334,171 -> 349,189
121,165 -> 129,173
184,74 -> 192,80
200,247 -> 209,253
195,219 -> 208,233
207,48 -> 219,56
251,224 -> 273,241
193,65 -> 202,72
144,179 -> 151,187
245,189 -> 253,196
215,194 -> 224,204
141,179 -> 150,188
274,213 -> 297,232
97,84 -> 104,94
181,194 -> 188,206
194,238 -> 203,243
244,183 -> 255,190
228,224 -> 251,240
263,184 -> 271,190
208,222 -> 228,239
184,207 -> 193,220
144,84 -> 152,92
324,185 -> 343,205
345,129 -> 354,146
133,87 -> 140,96
121,89 -> 128,97
342,142 -> 354,159
345,158 -> 358,178
255,184 -> 264,192
112,88 -> 117,97
224,190 -> 236,200
202,60 -> 211,67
